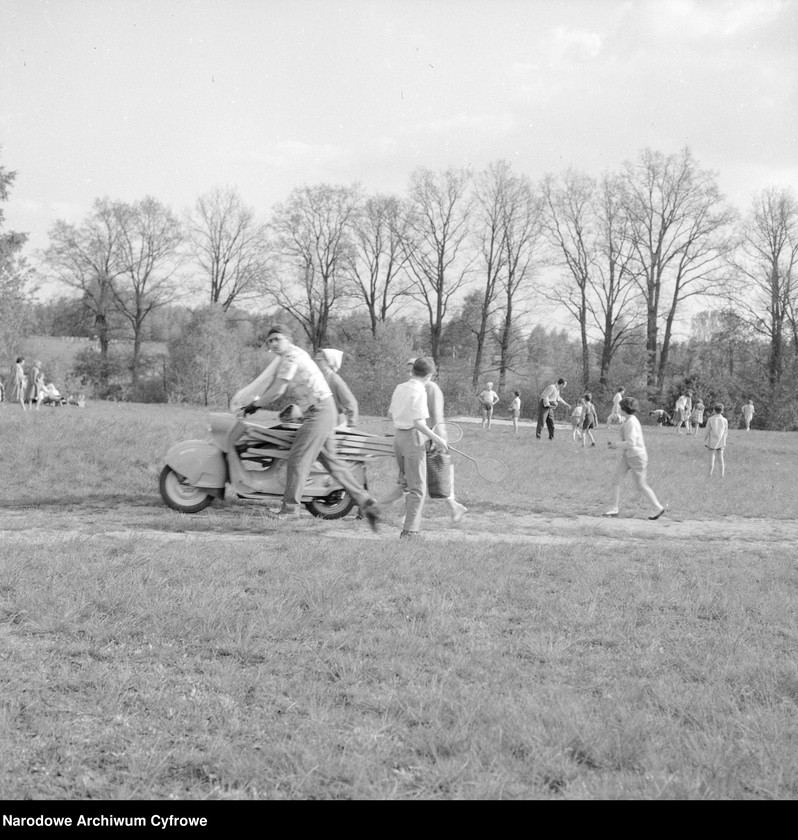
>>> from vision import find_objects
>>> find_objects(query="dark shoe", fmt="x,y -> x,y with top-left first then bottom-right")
649,507 -> 666,521
360,499 -> 382,533
399,530 -> 420,540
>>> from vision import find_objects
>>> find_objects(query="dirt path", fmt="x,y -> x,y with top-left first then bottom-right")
2,499 -> 796,550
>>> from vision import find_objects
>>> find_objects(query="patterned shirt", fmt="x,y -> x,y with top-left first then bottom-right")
275,345 -> 332,411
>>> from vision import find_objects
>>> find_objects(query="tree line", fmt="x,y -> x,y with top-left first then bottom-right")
1,147 -> 797,427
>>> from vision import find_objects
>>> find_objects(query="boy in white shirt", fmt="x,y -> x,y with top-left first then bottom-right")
388,357 -> 449,539
704,403 -> 729,477
603,396 -> 665,520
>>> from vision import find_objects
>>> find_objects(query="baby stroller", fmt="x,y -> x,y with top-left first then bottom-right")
39,382 -> 67,407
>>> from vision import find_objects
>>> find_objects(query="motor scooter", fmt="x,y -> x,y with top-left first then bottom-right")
159,411 -> 393,519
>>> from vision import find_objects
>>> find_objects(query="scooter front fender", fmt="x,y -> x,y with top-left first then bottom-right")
164,439 -> 227,489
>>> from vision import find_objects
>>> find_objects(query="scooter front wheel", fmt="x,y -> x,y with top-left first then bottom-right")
159,465 -> 215,513
304,490 -> 355,520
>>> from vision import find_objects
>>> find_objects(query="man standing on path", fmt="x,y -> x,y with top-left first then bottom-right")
242,324 -> 382,529
477,381 -> 500,430
536,378 -> 571,440
388,357 -> 450,540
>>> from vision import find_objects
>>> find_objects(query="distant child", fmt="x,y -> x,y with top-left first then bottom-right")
570,402 -> 584,441
477,381 -> 500,430
704,403 -> 729,477
606,386 -> 625,429
603,396 -> 665,520
689,398 -> 705,436
580,393 -> 599,447
509,391 -> 521,435
674,390 -> 693,434
742,399 -> 755,431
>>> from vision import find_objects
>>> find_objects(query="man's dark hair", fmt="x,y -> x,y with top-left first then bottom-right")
266,323 -> 292,339
412,357 -> 435,377
557,378 -> 566,385
620,396 -> 639,415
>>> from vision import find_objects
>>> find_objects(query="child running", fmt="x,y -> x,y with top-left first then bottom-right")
580,393 -> 599,447
704,403 -> 729,477
603,396 -> 665,520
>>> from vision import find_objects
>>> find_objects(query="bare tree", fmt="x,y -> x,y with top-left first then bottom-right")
592,173 -> 644,390
729,187 -> 798,387
186,187 -> 271,311
0,162 -> 35,364
44,198 -> 127,389
112,196 -> 184,385
349,194 -> 413,336
269,183 -> 361,350
541,170 -> 596,391
496,168 -> 544,390
401,167 -> 475,366
471,162 -> 511,388
621,147 -> 736,394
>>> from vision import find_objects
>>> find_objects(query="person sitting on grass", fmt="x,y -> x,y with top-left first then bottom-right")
704,403 -> 729,478
603,396 -> 665,521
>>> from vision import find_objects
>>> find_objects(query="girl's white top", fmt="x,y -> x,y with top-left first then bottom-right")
616,415 -> 647,457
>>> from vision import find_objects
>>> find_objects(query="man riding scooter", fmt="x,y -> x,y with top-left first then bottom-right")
242,324 -> 383,530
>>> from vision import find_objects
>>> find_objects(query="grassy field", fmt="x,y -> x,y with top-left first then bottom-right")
0,401 -> 796,800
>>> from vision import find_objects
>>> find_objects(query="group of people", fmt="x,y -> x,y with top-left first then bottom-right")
238,327 -> 748,534
240,326 -> 470,540
4,356 -> 46,410
3,356 -> 76,409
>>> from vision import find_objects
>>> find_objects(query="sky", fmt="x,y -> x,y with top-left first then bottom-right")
2,0 -> 797,298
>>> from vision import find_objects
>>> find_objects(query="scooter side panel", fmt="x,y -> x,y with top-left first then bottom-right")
164,440 -> 227,489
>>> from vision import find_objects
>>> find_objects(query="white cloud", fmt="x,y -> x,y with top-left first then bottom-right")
550,26 -> 604,61
635,0 -> 787,40
251,141 -> 350,168
405,112 -> 516,137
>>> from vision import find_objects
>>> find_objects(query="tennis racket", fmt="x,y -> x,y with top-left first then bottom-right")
432,421 -> 464,444
447,445 -> 509,483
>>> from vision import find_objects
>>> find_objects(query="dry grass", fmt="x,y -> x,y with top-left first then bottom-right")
0,401 -> 796,800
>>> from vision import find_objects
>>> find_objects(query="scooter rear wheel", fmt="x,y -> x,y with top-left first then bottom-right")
160,465 -> 216,513
304,490 -> 355,520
